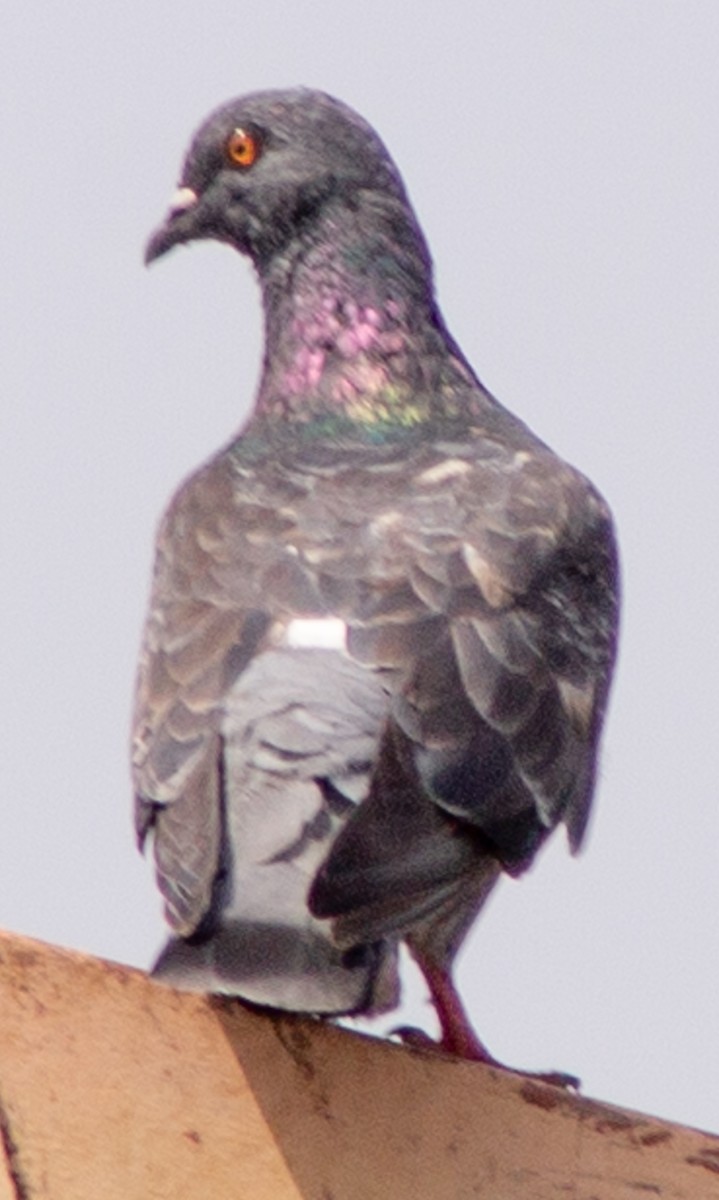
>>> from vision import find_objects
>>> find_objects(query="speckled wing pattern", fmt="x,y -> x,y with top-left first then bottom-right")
132,429 -> 617,1012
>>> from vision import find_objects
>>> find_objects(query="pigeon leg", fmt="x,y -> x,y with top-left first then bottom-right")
412,950 -> 580,1090
416,952 -> 497,1061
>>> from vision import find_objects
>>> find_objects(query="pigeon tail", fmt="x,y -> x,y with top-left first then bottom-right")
152,921 -> 398,1015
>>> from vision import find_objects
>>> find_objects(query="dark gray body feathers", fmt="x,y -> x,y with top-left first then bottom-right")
135,88 -> 619,1030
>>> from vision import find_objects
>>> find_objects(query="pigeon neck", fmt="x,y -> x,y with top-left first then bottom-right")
251,194 -> 480,433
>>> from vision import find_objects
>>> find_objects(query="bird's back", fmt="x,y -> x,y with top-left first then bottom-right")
134,420 -> 616,1011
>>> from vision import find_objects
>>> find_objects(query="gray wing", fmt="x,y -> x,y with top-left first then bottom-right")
132,456 -> 276,935
309,443 -> 619,960
132,452 -> 400,1012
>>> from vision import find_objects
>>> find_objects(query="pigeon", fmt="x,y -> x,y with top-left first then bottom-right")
135,88 -> 619,1072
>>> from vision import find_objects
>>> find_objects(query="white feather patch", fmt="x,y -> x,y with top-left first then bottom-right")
283,617 -> 348,649
416,458 -> 472,486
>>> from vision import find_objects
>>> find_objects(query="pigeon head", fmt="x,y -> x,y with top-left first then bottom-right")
143,87 -> 479,433
145,88 -> 412,269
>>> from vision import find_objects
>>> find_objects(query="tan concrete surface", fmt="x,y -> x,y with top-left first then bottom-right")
0,1157 -> 15,1200
0,929 -> 716,1198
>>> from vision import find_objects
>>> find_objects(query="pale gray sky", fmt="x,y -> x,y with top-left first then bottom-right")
3,1 -> 718,1133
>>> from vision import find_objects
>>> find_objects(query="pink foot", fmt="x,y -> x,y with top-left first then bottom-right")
410,952 -> 579,1090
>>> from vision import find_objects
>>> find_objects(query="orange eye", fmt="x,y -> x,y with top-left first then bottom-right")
226,128 -> 260,168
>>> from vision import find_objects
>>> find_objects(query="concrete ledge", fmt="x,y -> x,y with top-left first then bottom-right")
0,930 -> 716,1198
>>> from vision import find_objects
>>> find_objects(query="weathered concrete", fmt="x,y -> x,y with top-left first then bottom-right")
0,930 -> 716,1198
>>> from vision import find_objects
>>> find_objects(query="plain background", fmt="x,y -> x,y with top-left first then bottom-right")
3,1 -> 718,1133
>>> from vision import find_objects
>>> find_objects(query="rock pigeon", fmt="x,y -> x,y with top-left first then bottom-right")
135,88 -> 619,1071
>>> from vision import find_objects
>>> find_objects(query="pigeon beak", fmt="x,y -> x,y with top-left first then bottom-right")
144,186 -> 200,265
